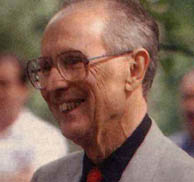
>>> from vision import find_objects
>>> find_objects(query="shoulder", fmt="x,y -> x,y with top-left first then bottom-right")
17,108 -> 55,130
125,121 -> 194,182
153,135 -> 194,181
15,109 -> 68,168
149,122 -> 194,181
31,151 -> 84,182
16,108 -> 66,143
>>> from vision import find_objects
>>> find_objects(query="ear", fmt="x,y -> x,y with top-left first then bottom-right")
125,48 -> 150,92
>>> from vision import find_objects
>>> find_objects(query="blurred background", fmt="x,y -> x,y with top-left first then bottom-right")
0,0 -> 194,151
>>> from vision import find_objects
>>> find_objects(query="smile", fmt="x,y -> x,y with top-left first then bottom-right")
59,99 -> 85,113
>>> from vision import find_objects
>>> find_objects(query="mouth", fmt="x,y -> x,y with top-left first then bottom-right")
59,98 -> 85,113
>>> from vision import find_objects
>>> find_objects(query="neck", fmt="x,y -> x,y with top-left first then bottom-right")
84,88 -> 147,164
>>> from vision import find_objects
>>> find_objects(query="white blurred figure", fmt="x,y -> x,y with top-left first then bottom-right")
0,53 -> 68,182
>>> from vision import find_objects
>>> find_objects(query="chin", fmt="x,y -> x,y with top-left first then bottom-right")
59,117 -> 94,146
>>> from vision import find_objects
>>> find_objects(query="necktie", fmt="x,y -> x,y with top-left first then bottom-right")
87,167 -> 103,182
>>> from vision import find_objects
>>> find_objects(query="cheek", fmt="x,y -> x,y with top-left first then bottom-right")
92,78 -> 126,122
106,83 -> 126,113
89,63 -> 126,100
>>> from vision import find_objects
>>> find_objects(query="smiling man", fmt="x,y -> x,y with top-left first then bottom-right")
29,0 -> 194,182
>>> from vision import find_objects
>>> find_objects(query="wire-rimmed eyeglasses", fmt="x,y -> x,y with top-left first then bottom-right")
27,50 -> 133,89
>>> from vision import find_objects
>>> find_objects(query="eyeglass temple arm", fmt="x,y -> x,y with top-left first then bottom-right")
88,50 -> 133,61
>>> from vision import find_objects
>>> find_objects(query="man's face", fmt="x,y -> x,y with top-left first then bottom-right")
181,77 -> 194,135
0,59 -> 26,129
41,8 -> 129,144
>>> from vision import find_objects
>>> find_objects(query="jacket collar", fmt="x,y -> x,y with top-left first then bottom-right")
64,120 -> 166,182
120,121 -> 166,182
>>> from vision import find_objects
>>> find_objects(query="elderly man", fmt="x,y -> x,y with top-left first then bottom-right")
171,69 -> 194,157
28,0 -> 194,181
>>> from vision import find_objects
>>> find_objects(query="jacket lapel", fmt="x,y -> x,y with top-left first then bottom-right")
57,151 -> 84,182
120,121 -> 166,182
63,122 -> 167,182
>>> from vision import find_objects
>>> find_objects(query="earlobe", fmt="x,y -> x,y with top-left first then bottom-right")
125,77 -> 133,92
125,83 -> 132,92
125,77 -> 140,92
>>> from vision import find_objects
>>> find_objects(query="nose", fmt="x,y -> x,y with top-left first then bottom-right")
45,67 -> 69,92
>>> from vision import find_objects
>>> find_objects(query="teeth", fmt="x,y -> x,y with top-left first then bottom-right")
59,100 -> 84,113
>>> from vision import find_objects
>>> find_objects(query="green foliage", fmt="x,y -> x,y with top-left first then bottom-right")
1,0 -> 194,135
0,0 -> 61,57
146,0 -> 194,134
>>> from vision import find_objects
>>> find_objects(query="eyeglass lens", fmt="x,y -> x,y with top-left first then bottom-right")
28,51 -> 88,89
57,51 -> 88,81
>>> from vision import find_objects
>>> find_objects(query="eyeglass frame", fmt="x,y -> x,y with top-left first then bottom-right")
27,49 -> 134,90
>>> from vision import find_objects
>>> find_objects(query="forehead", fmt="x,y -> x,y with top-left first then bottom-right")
41,4 -> 107,58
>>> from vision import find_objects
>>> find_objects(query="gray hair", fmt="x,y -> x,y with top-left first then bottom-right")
62,0 -> 159,97
102,0 -> 159,97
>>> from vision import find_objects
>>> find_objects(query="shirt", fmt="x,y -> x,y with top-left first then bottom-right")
80,114 -> 152,182
0,108 -> 68,175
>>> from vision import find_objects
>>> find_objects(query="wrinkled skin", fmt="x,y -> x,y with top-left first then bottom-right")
40,4 -> 149,163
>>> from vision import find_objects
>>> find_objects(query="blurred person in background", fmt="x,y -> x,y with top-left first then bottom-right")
171,69 -> 194,157
0,53 -> 68,182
